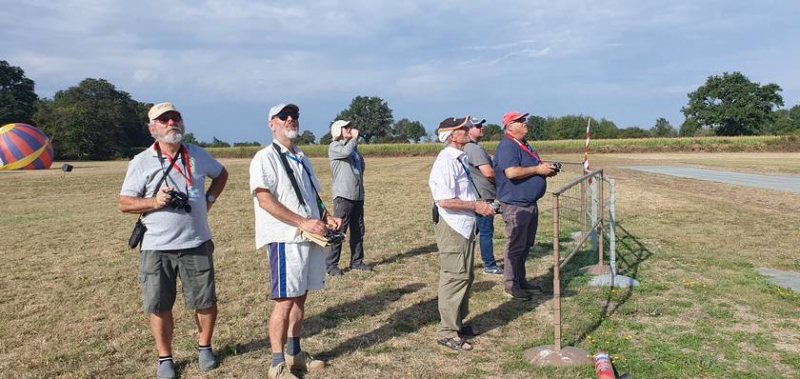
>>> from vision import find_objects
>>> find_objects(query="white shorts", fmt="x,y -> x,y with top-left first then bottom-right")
267,242 -> 326,299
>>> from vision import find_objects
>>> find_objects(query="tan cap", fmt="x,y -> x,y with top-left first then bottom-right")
148,102 -> 181,121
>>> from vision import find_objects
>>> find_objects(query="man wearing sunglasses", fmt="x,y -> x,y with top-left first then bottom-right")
326,119 -> 371,276
493,111 -> 557,301
250,103 -> 342,379
119,102 -> 229,379
462,117 -> 503,276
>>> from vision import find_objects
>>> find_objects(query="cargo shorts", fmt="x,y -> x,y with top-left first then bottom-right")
138,240 -> 217,314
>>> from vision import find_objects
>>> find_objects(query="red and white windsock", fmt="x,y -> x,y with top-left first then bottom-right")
583,118 -> 592,174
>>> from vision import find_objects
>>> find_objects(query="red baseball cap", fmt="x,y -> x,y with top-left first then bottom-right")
502,111 -> 529,127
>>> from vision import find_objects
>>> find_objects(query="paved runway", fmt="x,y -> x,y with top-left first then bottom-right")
621,166 -> 800,193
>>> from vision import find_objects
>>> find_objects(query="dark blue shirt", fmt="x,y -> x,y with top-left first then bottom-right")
493,137 -> 547,206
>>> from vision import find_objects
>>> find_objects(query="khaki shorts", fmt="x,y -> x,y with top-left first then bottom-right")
138,240 -> 216,314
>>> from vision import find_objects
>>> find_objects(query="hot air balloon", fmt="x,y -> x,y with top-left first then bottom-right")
0,123 -> 54,170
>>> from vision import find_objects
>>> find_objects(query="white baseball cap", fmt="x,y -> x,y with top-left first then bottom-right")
268,103 -> 299,120
330,120 -> 352,140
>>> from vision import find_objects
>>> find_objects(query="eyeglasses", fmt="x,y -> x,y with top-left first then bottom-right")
156,113 -> 182,123
274,111 -> 299,121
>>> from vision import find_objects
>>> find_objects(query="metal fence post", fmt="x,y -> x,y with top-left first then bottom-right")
608,178 -> 616,275
598,173 -> 604,267
553,194 -> 561,352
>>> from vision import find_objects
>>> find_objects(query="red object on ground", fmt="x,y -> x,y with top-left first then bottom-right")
594,351 -> 615,379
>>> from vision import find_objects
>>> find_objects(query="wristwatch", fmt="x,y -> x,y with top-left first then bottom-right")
206,194 -> 216,203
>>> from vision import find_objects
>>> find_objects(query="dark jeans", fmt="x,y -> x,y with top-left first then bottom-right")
326,197 -> 365,270
475,215 -> 498,269
500,202 -> 539,291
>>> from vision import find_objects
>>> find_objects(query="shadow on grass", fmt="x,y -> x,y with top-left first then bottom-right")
371,243 -> 438,269
571,221 -> 653,345
315,278 -> 499,361
216,283 -> 426,362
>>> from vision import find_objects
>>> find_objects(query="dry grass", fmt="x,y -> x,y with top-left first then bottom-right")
0,152 -> 798,378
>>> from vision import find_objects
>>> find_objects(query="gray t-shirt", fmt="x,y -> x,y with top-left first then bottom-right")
463,141 -> 496,200
120,144 -> 224,250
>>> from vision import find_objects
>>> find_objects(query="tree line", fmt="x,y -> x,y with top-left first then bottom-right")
2,59 -> 799,160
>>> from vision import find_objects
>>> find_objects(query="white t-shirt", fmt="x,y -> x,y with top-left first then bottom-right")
428,146 -> 476,238
250,141 -> 323,250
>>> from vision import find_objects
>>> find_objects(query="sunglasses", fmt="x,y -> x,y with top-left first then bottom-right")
156,113 -> 182,123
274,111 -> 299,121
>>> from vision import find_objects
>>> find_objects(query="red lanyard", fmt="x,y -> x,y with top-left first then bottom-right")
504,133 -> 542,164
154,143 -> 192,186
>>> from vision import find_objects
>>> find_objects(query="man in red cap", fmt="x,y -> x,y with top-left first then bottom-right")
493,111 -> 557,300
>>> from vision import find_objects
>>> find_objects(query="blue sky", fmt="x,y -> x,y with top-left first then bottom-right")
2,0 -> 799,144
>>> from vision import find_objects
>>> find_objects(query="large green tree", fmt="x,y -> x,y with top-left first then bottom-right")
33,78 -> 150,160
334,96 -> 393,142
392,118 -> 427,143
296,130 -> 316,145
0,60 -> 39,125
651,117 -> 677,138
681,72 -> 783,136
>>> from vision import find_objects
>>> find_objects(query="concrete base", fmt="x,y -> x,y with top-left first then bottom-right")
580,264 -> 611,275
758,268 -> 800,293
589,273 -> 640,288
523,345 -> 592,367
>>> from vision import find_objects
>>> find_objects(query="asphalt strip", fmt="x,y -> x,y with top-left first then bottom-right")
621,166 -> 800,194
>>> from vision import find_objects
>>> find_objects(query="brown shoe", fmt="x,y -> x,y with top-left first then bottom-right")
268,362 -> 299,379
285,350 -> 325,372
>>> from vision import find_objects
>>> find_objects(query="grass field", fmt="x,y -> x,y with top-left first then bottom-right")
1,152 -> 799,378
206,135 -> 800,158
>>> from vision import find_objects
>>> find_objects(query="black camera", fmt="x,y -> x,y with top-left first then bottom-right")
167,190 -> 192,213
485,199 -> 502,214
325,230 -> 345,244
551,162 -> 562,173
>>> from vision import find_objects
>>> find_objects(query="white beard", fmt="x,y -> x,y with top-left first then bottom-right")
154,132 -> 183,144
284,129 -> 299,139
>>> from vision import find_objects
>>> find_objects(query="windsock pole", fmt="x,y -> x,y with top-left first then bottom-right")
583,118 -> 592,178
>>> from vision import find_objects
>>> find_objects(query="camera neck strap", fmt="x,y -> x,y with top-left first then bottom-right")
138,143 -> 182,220
272,143 -> 327,219
457,156 -> 482,199
155,143 -> 189,189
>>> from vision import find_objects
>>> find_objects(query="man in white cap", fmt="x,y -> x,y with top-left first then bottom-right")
249,103 -> 342,379
429,116 -> 496,352
326,120 -> 371,276
119,102 -> 229,378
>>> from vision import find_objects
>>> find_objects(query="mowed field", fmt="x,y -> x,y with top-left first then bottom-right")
1,152 -> 799,378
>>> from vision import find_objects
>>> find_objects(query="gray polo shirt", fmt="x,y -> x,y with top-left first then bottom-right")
463,141 -> 496,200
120,144 -> 224,250
329,138 -> 365,201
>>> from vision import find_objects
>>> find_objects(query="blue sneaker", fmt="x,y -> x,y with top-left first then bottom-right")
198,347 -> 218,371
156,358 -> 176,379
483,266 -> 504,275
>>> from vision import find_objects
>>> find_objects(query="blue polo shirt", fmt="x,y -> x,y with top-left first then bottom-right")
493,137 -> 547,207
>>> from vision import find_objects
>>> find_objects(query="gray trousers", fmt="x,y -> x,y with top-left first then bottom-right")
500,202 -> 539,291
326,197 -> 365,270
434,219 -> 475,339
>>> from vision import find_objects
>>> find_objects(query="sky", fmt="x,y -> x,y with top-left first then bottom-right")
2,0 -> 800,144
